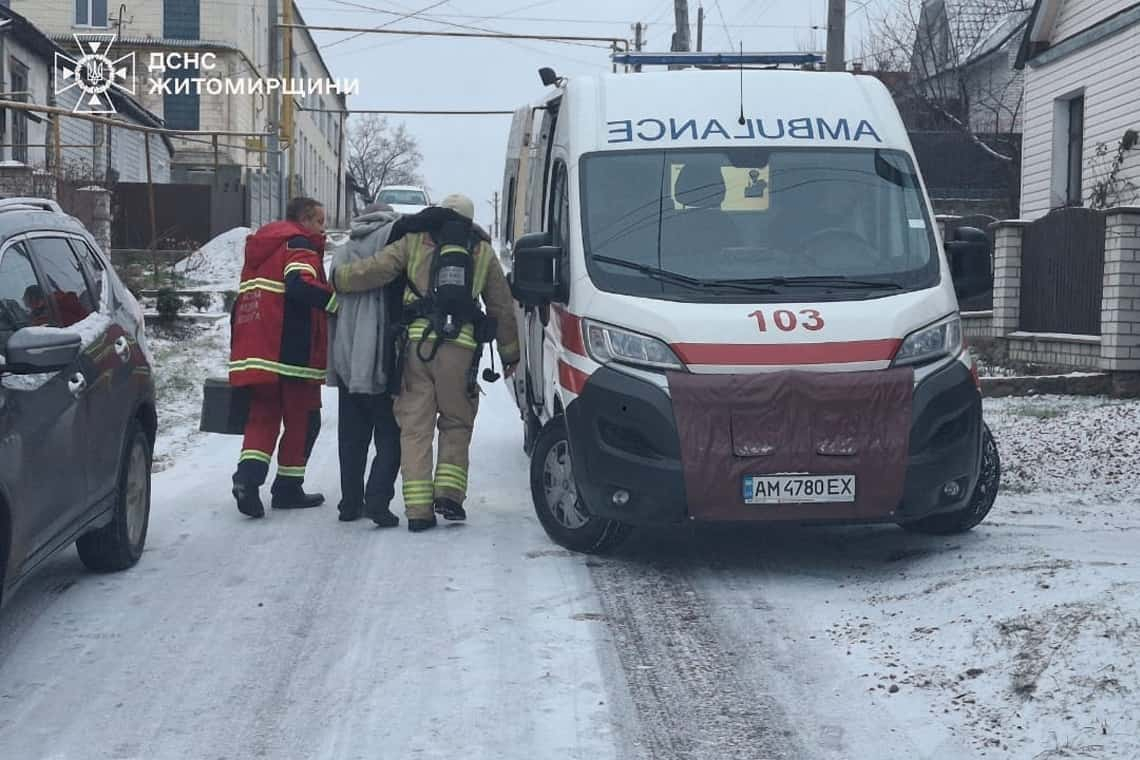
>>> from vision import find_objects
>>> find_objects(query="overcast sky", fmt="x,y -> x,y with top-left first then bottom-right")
300,0 -> 880,229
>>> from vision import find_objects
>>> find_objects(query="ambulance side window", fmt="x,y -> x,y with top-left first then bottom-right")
548,161 -> 570,247
548,160 -> 571,301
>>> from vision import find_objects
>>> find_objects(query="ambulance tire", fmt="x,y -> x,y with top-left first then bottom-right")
530,419 -> 633,554
901,423 -> 1000,536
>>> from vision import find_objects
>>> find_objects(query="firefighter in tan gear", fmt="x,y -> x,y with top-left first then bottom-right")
333,194 -> 519,532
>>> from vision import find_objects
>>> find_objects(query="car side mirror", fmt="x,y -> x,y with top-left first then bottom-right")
510,231 -> 566,307
2,326 -> 82,374
946,226 -> 992,303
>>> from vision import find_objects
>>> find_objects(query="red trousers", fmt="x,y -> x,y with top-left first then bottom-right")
236,380 -> 322,486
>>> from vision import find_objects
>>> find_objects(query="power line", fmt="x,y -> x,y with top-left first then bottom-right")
713,0 -> 733,48
318,0 -> 451,54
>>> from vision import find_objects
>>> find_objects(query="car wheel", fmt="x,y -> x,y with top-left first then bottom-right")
530,418 -> 632,554
77,421 -> 152,572
901,422 -> 1000,536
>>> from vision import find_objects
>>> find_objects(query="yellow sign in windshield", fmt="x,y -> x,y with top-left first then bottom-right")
669,164 -> 770,211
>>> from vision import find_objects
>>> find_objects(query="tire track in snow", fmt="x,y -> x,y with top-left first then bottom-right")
588,550 -> 803,760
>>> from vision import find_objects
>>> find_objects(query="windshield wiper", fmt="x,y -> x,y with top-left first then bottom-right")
728,275 -> 905,290
592,256 -> 778,294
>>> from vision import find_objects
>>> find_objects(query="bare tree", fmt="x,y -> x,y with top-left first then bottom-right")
347,115 -> 424,202
865,0 -> 1030,164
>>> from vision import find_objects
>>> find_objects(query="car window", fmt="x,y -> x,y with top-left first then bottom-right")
0,242 -> 44,340
27,237 -> 97,328
68,238 -> 106,306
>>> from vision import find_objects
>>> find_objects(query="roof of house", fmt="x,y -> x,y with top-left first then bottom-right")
920,0 -> 1033,67
0,6 -> 174,154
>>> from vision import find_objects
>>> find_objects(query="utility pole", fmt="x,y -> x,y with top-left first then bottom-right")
491,191 -> 499,239
671,0 -> 691,70
633,22 -> 643,72
282,0 -> 295,199
696,6 -> 704,52
826,0 -> 846,71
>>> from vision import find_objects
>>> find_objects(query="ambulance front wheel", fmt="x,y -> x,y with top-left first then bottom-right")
900,423 -> 1000,535
530,418 -> 633,554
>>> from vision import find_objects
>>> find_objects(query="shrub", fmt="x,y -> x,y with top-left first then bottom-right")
189,292 -> 212,312
156,288 -> 183,323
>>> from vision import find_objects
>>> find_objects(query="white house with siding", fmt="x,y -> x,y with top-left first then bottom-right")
1016,0 -> 1140,217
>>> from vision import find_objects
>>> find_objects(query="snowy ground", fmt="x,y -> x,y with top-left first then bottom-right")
1,342 -> 1138,758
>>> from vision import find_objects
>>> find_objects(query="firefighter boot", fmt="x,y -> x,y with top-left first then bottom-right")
232,475 -> 265,519
407,515 -> 437,533
434,497 -> 467,522
270,478 -> 325,510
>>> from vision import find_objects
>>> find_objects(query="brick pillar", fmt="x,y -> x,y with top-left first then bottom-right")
990,220 -> 1028,336
1101,206 -> 1140,374
79,187 -> 113,254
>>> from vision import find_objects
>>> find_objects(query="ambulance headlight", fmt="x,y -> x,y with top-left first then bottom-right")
893,316 -> 963,367
583,320 -> 684,371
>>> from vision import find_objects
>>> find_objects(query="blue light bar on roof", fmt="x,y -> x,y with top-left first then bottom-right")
612,51 -> 823,67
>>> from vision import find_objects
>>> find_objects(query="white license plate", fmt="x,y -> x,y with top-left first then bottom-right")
743,474 -> 856,505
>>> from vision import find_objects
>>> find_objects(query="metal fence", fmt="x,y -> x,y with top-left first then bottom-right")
246,169 -> 281,230
1019,207 -> 1107,335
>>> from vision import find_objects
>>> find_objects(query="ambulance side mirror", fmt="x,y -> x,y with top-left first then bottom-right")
946,226 -> 992,304
510,231 -> 566,307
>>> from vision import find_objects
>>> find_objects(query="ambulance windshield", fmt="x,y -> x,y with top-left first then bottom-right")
580,147 -> 939,301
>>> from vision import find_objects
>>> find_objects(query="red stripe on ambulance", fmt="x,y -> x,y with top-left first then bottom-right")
552,306 -> 587,357
558,360 -> 590,394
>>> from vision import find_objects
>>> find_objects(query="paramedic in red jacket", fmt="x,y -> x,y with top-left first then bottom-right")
229,197 -> 338,518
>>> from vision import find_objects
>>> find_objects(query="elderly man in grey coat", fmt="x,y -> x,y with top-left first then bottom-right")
327,202 -> 404,526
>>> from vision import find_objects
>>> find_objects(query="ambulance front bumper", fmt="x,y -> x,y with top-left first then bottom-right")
564,362 -> 983,526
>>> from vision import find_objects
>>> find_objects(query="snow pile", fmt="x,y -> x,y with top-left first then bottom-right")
176,227 -> 251,289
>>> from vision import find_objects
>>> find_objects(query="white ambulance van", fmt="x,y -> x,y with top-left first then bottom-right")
499,59 -> 1001,553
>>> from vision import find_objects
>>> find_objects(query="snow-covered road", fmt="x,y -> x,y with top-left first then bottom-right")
1,385 -> 1138,759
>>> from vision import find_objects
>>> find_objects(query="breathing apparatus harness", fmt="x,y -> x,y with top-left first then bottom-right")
400,214 -> 500,395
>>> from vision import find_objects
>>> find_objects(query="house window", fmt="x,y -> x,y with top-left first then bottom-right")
164,67 -> 200,130
9,59 -> 29,164
164,0 -> 201,40
75,0 -> 109,27
1065,96 -> 1084,206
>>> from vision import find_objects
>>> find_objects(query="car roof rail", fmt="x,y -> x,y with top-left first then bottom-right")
0,197 -> 65,214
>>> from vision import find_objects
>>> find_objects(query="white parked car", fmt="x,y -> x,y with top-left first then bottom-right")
374,186 -> 431,215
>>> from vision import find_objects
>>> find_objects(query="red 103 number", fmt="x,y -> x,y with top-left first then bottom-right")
749,309 -> 825,333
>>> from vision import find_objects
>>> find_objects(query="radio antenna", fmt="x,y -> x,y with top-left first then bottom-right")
737,42 -> 746,125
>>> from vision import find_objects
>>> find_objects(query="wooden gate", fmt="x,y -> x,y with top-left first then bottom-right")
1019,207 -> 1106,335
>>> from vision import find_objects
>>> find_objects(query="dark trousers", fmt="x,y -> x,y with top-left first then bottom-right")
337,384 -> 401,513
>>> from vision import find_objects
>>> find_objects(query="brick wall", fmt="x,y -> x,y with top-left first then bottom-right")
1100,208 -> 1140,371
1006,334 -> 1103,370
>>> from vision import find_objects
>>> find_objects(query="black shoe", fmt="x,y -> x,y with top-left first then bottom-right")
407,515 -> 438,533
338,501 -> 363,522
271,486 -> 325,510
367,503 -> 400,528
434,498 -> 467,522
233,480 -> 265,519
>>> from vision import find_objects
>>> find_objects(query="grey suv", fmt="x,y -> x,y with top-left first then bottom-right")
0,198 -> 156,607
